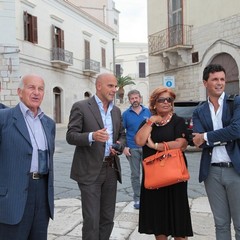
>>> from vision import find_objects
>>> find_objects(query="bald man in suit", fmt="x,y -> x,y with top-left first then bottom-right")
66,73 -> 126,240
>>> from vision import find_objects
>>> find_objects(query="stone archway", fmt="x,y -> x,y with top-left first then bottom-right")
210,53 -> 239,95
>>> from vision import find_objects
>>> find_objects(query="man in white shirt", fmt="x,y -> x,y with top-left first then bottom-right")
193,64 -> 240,240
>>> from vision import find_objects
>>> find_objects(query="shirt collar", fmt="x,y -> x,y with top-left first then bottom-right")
19,101 -> 44,119
94,95 -> 114,111
207,92 -> 225,106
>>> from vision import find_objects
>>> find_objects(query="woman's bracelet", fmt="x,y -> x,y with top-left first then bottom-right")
146,118 -> 153,127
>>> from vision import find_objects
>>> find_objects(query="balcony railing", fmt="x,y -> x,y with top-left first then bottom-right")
83,59 -> 100,75
51,47 -> 73,66
149,24 -> 192,55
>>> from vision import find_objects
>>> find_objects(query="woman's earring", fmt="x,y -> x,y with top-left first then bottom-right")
154,106 -> 156,109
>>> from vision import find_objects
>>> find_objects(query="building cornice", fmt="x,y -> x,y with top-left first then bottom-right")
52,0 -> 116,35
20,0 -> 36,8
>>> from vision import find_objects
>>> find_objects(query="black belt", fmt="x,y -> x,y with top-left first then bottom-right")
30,172 -> 48,180
103,156 -> 115,167
104,156 -> 114,161
211,162 -> 233,168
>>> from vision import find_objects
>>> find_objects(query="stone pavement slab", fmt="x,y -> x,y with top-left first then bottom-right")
51,126 -> 234,239
48,197 -> 219,240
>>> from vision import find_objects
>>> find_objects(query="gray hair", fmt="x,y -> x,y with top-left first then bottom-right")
127,89 -> 141,99
18,74 -> 45,89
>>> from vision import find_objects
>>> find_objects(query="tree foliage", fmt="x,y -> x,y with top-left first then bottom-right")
117,75 -> 135,103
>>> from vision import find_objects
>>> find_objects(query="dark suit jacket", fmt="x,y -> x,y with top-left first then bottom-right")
193,94 -> 240,182
0,104 -> 56,225
66,96 -> 126,185
0,103 -> 7,109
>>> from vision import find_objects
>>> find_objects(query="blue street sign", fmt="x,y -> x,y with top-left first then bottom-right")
163,76 -> 175,88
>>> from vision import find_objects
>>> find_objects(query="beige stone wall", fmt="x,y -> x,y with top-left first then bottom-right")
0,0 -> 118,123
148,1 -> 240,101
0,46 -> 20,107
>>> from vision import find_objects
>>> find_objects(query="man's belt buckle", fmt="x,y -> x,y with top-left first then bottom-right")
32,172 -> 41,179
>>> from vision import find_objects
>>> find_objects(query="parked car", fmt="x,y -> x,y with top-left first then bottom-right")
174,101 -> 205,146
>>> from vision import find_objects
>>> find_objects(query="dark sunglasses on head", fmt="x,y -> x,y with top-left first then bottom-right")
156,97 -> 174,103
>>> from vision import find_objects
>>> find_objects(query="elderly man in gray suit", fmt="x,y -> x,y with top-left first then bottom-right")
0,74 -> 56,240
66,73 -> 126,240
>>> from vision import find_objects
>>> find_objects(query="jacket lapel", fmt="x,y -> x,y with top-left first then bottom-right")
40,117 -> 53,153
88,97 -> 104,129
13,104 -> 32,146
222,95 -> 231,127
201,102 -> 214,131
111,107 -> 117,141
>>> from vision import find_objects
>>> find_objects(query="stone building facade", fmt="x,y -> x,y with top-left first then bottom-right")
115,42 -> 149,107
0,0 -> 119,123
147,0 -> 240,100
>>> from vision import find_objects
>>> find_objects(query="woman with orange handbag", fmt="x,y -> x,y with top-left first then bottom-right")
135,86 -> 193,240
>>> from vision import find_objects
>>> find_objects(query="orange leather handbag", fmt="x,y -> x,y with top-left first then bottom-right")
143,142 -> 190,189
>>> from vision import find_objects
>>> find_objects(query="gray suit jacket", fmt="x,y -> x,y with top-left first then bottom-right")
66,97 -> 126,184
0,104 -> 55,224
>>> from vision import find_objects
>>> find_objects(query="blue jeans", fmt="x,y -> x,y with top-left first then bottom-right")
205,165 -> 240,240
126,148 -> 143,203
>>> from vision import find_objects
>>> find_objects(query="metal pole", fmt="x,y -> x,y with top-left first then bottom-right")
112,38 -> 115,76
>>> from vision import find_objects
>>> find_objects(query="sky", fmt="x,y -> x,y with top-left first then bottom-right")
114,0 -> 147,43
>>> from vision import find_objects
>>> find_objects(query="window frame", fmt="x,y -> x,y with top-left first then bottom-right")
139,62 -> 146,78
52,25 -> 64,49
115,64 -> 121,77
23,11 -> 38,44
101,47 -> 106,68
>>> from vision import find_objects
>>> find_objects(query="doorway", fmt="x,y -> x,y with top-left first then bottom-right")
53,87 -> 61,123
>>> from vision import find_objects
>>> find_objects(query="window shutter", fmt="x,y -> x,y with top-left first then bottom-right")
52,25 -> 56,48
115,64 -> 121,77
60,29 -> 64,49
23,11 -> 28,41
139,62 -> 146,78
85,40 -> 90,59
32,16 -> 38,44
101,47 -> 106,68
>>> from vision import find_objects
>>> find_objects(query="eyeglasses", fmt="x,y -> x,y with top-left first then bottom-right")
156,97 -> 174,103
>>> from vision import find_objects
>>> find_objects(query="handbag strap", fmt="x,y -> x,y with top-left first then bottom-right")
162,141 -> 169,151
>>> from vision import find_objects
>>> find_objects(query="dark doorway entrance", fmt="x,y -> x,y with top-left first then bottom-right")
53,87 -> 61,123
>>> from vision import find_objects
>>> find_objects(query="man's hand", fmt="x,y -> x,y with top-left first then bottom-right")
192,133 -> 205,147
123,147 -> 131,156
93,128 -> 109,142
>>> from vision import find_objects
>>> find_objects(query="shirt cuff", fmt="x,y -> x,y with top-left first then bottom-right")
203,132 -> 209,145
89,132 -> 95,144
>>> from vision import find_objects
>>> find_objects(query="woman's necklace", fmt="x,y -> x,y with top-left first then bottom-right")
155,113 -> 173,126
